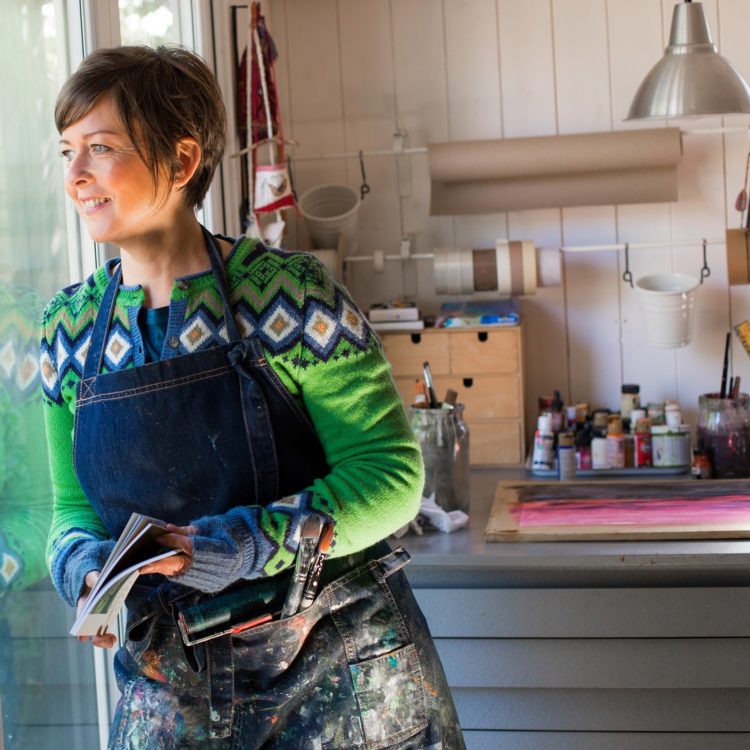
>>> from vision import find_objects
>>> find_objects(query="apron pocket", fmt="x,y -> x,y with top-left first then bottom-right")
349,643 -> 427,750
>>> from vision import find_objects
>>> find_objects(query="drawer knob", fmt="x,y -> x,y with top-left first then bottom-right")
463,377 -> 474,388
477,331 -> 488,342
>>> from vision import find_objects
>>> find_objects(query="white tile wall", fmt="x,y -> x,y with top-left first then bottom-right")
231,0 -> 750,442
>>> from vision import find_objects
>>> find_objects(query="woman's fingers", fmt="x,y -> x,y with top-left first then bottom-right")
139,552 -> 192,577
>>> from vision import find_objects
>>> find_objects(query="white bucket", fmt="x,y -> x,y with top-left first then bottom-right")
299,184 -> 360,253
635,272 -> 700,348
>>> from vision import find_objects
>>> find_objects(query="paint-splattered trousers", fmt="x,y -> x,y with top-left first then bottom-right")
110,543 -> 466,749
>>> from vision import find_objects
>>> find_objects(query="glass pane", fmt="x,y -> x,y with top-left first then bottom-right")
119,0 -> 193,47
0,3 -> 99,748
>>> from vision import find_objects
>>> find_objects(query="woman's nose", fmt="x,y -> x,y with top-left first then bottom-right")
65,152 -> 92,188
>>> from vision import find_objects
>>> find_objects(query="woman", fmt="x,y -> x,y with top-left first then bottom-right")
41,45 -> 464,749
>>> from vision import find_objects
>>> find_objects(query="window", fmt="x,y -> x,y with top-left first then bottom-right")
1,3 -> 199,747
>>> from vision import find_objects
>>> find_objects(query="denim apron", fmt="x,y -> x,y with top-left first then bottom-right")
72,230 -> 465,750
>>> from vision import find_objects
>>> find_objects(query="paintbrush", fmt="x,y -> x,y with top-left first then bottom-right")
423,360 -> 438,408
720,331 -> 731,398
280,514 -> 323,618
298,522 -> 335,611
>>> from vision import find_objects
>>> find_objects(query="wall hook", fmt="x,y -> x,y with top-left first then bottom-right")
700,238 -> 711,283
358,150 -> 370,200
622,243 -> 634,288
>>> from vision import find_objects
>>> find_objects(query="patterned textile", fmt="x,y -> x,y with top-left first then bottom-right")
40,236 -> 424,607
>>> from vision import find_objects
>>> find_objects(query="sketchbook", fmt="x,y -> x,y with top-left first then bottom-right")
70,513 -> 179,637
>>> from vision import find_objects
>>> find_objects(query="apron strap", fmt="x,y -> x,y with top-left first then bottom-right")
82,262 -> 122,380
202,226 -> 244,343
206,227 -> 280,500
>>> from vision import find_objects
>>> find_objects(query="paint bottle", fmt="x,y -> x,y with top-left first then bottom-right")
532,413 -> 555,471
557,431 -> 576,481
550,390 -> 566,434
634,418 -> 652,468
630,408 -> 647,433
647,401 -> 665,426
591,436 -> 608,470
691,448 -> 712,479
620,384 -> 641,421
606,416 -> 625,469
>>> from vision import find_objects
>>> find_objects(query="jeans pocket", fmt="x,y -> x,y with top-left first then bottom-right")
349,643 -> 427,750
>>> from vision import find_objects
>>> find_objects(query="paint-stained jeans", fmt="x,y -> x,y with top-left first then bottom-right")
110,545 -> 465,750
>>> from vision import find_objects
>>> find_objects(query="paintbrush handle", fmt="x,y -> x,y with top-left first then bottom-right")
299,553 -> 327,611
280,539 -> 314,618
720,331 -> 731,398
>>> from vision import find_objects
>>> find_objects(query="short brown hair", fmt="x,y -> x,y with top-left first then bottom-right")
55,45 -> 227,210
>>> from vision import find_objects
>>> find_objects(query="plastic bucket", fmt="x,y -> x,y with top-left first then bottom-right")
635,272 -> 699,348
299,184 -> 360,252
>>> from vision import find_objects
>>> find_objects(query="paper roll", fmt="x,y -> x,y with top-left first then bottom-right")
434,240 -> 538,296
428,128 -> 682,215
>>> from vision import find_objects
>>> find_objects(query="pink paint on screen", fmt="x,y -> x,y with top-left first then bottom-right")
515,495 -> 750,527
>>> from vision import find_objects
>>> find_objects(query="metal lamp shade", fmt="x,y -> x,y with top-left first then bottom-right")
626,1 -> 750,120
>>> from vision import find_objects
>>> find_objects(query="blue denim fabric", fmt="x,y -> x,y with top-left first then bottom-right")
72,228 -> 464,748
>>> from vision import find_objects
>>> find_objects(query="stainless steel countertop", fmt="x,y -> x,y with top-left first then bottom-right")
398,469 -> 750,588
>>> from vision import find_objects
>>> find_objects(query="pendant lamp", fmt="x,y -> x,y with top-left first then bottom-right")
626,0 -> 750,120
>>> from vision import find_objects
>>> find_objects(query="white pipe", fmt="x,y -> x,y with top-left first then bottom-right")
555,238 -> 724,253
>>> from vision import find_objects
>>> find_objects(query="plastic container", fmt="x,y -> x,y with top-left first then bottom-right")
299,184 -> 360,252
635,273 -> 699,348
696,393 -> 750,478
557,432 -> 576,481
409,404 -> 470,513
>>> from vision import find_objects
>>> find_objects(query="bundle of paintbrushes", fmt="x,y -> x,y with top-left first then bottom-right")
280,514 -> 334,617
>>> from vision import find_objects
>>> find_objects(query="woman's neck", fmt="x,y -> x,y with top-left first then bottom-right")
119,217 -> 207,308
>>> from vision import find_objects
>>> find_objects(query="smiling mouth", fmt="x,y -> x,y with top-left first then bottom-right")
81,198 -> 111,210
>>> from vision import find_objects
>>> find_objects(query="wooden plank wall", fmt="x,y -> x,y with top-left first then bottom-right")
251,0 -> 750,444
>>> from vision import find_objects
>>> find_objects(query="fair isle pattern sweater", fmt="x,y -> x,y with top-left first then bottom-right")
40,236 -> 424,607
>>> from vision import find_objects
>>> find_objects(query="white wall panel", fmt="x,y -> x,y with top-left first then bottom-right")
496,0 -> 557,138
606,0 -> 678,407
444,0 -> 502,142
337,0 -> 403,305
284,0 -> 344,156
552,0 -> 612,135
717,0 -> 750,397
553,0 -> 620,411
607,0 -> 665,129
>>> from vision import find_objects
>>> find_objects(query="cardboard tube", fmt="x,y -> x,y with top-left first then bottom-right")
428,128 -> 682,215
430,166 -> 678,216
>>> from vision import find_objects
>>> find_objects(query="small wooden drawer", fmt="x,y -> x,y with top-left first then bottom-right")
468,421 -> 522,465
381,332 -> 449,377
449,329 -> 518,375
432,375 -> 521,420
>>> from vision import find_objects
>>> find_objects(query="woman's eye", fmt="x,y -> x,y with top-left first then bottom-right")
60,149 -> 73,162
91,144 -> 110,154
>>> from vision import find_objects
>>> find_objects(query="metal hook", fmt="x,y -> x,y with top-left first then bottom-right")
358,150 -> 370,200
700,238 -> 711,283
286,156 -> 298,203
622,243 -> 633,288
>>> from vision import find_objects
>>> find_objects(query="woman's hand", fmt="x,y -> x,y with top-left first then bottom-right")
138,523 -> 196,577
77,571 -> 117,649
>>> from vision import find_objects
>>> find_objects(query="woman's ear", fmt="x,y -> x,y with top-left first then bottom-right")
174,137 -> 202,188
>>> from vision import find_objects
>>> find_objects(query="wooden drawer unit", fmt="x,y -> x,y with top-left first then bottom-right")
380,327 -> 525,466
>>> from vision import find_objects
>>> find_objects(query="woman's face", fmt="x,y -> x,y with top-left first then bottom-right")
60,96 -> 176,248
